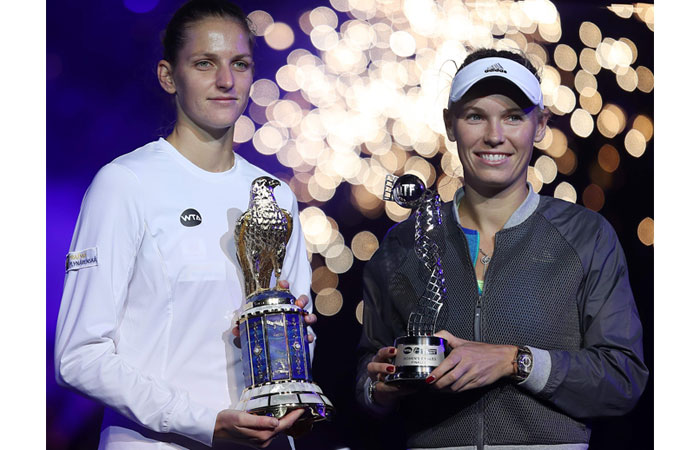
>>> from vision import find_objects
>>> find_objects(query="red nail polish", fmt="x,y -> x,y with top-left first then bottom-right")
425,376 -> 435,384
387,365 -> 395,373
389,347 -> 396,355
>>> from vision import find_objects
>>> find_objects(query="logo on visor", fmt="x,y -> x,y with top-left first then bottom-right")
180,208 -> 202,227
484,63 -> 507,73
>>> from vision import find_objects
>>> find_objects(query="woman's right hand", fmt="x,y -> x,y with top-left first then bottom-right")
367,346 -> 416,408
213,408 -> 304,448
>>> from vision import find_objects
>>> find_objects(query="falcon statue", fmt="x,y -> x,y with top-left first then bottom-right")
235,176 -> 293,298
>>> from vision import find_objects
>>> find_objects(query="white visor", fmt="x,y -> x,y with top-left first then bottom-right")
448,57 -> 544,109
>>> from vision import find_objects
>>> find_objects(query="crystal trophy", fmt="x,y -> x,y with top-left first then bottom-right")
234,176 -> 333,425
383,174 -> 449,384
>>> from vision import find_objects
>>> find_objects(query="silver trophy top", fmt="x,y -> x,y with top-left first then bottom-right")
384,174 -> 446,336
384,173 -> 426,209
235,176 -> 293,298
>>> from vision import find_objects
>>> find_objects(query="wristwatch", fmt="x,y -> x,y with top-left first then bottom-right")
512,346 -> 533,382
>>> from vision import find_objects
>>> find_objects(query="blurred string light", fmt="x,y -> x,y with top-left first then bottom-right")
237,1 -> 653,309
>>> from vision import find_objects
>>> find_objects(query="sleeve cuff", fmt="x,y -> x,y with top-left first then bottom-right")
518,346 -> 551,394
165,393 -> 220,447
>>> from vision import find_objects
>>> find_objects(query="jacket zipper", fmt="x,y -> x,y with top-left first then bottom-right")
458,227 -> 487,450
476,234 -> 499,450
475,293 -> 484,450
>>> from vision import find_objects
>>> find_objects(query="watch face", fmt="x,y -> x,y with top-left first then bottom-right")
518,352 -> 533,373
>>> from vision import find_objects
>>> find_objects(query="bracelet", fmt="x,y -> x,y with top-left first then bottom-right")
368,379 -> 379,404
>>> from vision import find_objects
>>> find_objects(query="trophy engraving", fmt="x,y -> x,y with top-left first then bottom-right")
234,176 -> 333,426
383,174 -> 449,384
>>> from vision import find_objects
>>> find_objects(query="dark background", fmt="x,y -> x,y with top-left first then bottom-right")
47,1 -> 653,449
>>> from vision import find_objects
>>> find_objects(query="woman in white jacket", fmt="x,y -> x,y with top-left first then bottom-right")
55,1 -> 315,448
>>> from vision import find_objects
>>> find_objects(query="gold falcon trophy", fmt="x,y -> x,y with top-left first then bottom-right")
234,176 -> 333,428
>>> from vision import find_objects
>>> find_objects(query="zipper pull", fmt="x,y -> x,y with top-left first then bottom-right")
474,295 -> 482,341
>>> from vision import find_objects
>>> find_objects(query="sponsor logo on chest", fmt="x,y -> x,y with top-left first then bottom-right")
180,208 -> 202,227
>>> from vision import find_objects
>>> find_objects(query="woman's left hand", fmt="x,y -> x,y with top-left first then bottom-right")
426,330 -> 517,392
232,279 -> 316,345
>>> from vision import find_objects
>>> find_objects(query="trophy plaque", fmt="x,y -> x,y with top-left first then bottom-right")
383,174 -> 449,385
234,176 -> 333,424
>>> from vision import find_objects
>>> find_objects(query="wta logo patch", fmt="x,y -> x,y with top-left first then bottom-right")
66,247 -> 98,272
180,208 -> 202,227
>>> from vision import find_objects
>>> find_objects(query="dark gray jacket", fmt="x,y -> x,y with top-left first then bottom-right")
357,188 -> 648,449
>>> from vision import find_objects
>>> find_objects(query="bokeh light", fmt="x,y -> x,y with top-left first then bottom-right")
636,66 -> 654,93
390,31 -> 417,57
355,300 -> 364,324
351,231 -> 379,261
608,4 -> 634,19
543,127 -> 567,158
312,266 -> 339,294
579,21 -> 602,48
620,37 -> 638,64
637,217 -> 654,246
437,174 -> 462,201
598,144 -> 620,173
310,25 -> 339,51
553,85 -> 576,114
579,90 -> 602,115
315,287 -> 343,316
574,70 -> 597,96
310,6 -> 339,29
265,22 -> 295,50
579,48 -> 601,74
633,115 -> 654,142
555,149 -> 577,175
250,79 -> 280,106
616,67 -> 639,92
570,108 -> 594,137
582,184 -> 605,212
385,201 -> 411,223
233,115 -> 255,143
534,155 -> 557,184
553,181 -> 577,203
248,10 -> 274,36
534,126 -> 553,151
597,104 -> 627,138
527,166 -> 544,193
326,246 -> 354,274
554,44 -> 577,71
624,129 -> 647,157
